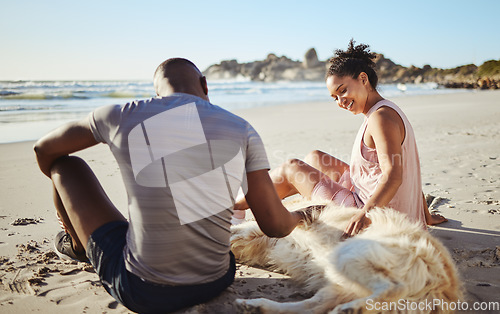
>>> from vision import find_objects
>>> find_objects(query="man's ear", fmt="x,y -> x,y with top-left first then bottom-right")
200,76 -> 208,95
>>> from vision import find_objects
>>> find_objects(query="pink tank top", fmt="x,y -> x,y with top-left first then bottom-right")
349,100 -> 426,228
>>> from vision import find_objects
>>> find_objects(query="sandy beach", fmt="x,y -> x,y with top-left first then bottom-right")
0,90 -> 499,313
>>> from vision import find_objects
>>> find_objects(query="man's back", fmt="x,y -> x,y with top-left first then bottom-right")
89,93 -> 269,285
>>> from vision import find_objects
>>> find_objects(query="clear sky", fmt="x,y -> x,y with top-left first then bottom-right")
1,0 -> 498,80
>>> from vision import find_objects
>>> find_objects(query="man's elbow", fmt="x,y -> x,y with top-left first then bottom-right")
261,224 -> 293,238
33,140 -> 51,162
262,230 -> 290,238
33,140 -> 55,176
33,141 -> 43,157
33,140 -> 45,161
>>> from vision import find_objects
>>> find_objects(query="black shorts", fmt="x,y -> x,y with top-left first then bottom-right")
86,221 -> 236,313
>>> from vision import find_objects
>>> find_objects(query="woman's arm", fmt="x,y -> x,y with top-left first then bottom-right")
343,107 -> 405,237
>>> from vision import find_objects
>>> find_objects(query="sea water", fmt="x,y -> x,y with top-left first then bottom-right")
0,80 -> 466,143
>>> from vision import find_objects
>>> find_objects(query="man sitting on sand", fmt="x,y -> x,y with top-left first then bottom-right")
34,58 -> 308,313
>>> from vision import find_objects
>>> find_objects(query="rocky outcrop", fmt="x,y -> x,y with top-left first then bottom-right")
303,48 -> 321,68
203,48 -> 500,89
204,49 -> 327,82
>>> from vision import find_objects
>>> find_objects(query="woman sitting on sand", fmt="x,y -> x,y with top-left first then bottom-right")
233,40 -> 446,236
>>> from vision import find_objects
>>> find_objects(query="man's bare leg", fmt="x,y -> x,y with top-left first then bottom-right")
53,187 -> 86,252
50,156 -> 127,254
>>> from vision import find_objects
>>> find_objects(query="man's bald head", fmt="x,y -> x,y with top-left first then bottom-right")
153,58 -> 208,100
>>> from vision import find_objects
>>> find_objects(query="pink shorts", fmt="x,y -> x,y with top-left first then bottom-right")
311,171 -> 363,208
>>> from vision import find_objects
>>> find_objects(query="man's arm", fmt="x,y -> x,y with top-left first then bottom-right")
244,169 -> 303,238
34,117 -> 98,177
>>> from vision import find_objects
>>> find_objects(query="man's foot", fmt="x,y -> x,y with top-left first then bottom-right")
54,231 -> 90,263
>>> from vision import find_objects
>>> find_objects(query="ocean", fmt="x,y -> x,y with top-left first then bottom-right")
0,80 -> 467,143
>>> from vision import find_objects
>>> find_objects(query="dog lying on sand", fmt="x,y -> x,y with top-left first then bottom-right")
231,200 -> 462,313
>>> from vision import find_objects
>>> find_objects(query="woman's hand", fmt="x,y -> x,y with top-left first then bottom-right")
342,209 -> 371,238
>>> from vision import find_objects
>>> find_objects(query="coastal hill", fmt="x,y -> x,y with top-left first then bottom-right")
203,48 -> 500,89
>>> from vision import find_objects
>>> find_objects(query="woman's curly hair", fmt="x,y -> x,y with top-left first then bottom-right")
327,39 -> 379,89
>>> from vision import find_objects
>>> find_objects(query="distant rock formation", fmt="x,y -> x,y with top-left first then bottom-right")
203,48 -> 500,89
303,48 -> 321,68
204,48 -> 327,82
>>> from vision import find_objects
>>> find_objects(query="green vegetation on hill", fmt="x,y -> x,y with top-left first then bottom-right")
478,60 -> 500,78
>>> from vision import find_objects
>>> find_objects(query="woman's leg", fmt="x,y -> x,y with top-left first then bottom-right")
234,157 -> 332,212
233,150 -> 349,216
422,193 -> 447,225
303,150 -> 349,182
269,158 -> 326,199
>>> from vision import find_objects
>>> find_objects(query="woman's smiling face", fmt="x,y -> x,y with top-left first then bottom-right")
326,72 -> 370,115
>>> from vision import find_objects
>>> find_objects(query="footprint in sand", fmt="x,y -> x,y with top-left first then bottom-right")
453,247 -> 500,268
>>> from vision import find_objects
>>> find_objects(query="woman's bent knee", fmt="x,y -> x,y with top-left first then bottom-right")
283,158 -> 305,172
304,150 -> 325,167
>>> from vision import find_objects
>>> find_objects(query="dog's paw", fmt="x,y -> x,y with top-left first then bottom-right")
235,298 -> 263,314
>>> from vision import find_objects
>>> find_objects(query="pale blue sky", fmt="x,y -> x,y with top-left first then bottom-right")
1,0 -> 498,80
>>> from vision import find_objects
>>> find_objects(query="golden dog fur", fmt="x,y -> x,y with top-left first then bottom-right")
231,201 -> 462,313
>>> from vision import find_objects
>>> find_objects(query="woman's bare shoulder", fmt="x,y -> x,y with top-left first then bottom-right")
366,106 -> 405,143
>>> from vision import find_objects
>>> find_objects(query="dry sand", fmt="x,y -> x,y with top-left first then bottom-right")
0,90 -> 499,313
